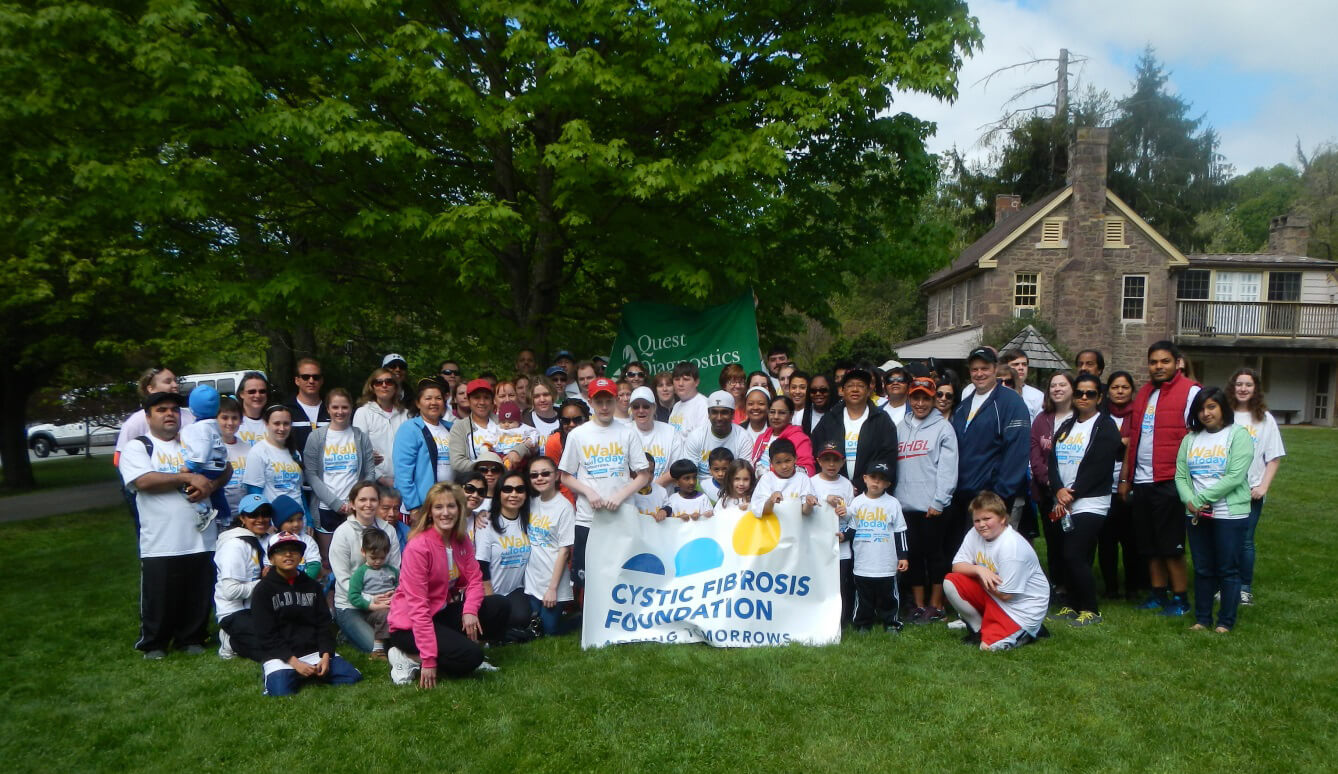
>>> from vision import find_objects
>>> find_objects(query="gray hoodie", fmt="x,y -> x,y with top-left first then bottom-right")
894,409 -> 958,513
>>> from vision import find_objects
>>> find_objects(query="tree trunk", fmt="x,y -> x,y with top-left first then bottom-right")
0,373 -> 38,490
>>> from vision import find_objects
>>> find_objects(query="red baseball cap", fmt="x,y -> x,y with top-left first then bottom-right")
588,377 -> 617,398
466,378 -> 494,396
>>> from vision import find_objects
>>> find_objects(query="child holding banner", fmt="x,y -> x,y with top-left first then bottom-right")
811,442 -> 855,624
750,439 -> 817,516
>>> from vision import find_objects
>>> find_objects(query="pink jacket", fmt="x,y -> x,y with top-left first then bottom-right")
386,528 -> 483,669
751,424 -> 816,476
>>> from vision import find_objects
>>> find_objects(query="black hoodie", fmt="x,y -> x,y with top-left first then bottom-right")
250,568 -> 335,664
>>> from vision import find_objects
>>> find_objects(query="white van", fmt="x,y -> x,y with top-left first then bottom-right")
178,370 -> 267,398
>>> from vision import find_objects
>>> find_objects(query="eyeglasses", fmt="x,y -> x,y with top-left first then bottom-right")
529,470 -> 553,479
297,373 -> 323,381
243,388 -> 267,395
1074,390 -> 1101,400
440,369 -> 459,376
559,416 -> 586,426
499,484 -> 527,494
625,371 -> 646,379
372,378 -> 395,386
462,484 -> 483,494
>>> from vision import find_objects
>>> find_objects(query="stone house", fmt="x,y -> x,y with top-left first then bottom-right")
894,127 -> 1338,425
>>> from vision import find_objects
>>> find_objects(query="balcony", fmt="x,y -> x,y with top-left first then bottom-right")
1176,300 -> 1338,340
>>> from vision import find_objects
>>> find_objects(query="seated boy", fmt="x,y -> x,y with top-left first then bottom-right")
749,438 -> 817,516
251,532 -> 362,696
659,459 -> 713,522
347,529 -> 400,659
944,491 -> 1051,651
848,461 -> 907,632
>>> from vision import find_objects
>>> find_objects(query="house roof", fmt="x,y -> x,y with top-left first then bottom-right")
1001,325 -> 1069,369
893,325 -> 983,360
922,186 -> 1191,291
1185,253 -> 1338,271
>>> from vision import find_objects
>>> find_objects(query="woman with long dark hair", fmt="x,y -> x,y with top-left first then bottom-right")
476,470 -> 537,640
1098,371 -> 1143,600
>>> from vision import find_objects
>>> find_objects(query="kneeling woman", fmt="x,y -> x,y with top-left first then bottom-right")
1175,387 -> 1254,633
944,492 -> 1050,651
386,482 -> 509,688
476,470 -> 537,640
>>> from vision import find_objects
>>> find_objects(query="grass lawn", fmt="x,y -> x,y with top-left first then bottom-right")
0,455 -> 119,497
1,428 -> 1334,772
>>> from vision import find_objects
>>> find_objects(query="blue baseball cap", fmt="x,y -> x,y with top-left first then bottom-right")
545,365 -> 566,378
238,494 -> 272,516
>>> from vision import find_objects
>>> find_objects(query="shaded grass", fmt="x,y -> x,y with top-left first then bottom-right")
0,454 -> 119,497
1,429 -> 1334,772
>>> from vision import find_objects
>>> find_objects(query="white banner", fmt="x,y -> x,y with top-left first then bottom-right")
581,501 -> 842,649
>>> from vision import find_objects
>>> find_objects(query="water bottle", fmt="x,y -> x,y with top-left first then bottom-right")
1061,512 -> 1074,533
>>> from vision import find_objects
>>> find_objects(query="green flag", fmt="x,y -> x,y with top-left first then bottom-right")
606,290 -> 761,388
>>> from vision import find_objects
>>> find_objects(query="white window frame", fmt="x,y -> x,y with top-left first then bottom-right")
1013,272 -> 1039,316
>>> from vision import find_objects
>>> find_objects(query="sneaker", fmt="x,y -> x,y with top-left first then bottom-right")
1160,598 -> 1190,617
1240,590 -> 1254,606
474,660 -> 500,673
908,607 -> 927,624
1049,606 -> 1078,621
181,644 -> 206,655
946,619 -> 967,631
883,621 -> 903,633
387,647 -> 420,686
1136,595 -> 1165,611
217,630 -> 235,660
1070,611 -> 1103,627
143,649 -> 167,660
926,606 -> 946,622
369,649 -> 387,661
1213,590 -> 1221,602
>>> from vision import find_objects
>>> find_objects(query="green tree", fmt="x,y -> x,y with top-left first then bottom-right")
1191,163 -> 1301,253
1297,143 -> 1338,260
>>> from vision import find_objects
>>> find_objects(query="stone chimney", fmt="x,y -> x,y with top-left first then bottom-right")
1067,127 -> 1110,223
994,194 -> 1022,226
1268,214 -> 1310,255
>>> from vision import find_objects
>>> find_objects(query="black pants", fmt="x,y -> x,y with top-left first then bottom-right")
1062,512 -> 1105,614
387,595 -> 509,677
1098,495 -> 1145,596
218,610 -> 264,662
500,588 -> 533,630
904,509 -> 949,591
852,575 -> 901,629
839,557 -> 854,625
571,525 -> 589,594
137,552 -> 214,652
1038,493 -> 1067,590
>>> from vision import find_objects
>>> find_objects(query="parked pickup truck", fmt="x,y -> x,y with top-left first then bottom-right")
26,419 -> 121,458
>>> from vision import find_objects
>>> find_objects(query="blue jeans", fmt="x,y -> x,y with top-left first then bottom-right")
263,654 -> 361,696
1186,516 -> 1249,630
1238,497 -> 1264,591
334,606 -> 376,653
528,594 -> 574,636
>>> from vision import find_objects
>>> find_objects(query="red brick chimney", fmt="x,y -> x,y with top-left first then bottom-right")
995,194 -> 1021,226
1268,213 -> 1310,255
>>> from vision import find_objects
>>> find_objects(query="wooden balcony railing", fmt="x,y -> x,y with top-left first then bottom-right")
1176,300 -> 1338,338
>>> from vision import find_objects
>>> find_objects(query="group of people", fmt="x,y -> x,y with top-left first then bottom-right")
115,339 -> 1284,693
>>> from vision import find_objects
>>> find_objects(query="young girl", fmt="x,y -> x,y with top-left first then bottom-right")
718,459 -> 756,511
475,470 -> 535,640
1225,367 -> 1285,605
242,405 -> 307,525
524,457 -> 575,635
305,389 -> 377,570
1175,387 -> 1254,633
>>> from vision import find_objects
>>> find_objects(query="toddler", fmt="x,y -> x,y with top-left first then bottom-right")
487,402 -> 538,464
750,438 -> 817,516
347,529 -> 400,659
180,384 -> 230,530
658,459 -> 713,522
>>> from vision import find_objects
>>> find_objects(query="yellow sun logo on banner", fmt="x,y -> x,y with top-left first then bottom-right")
732,511 -> 781,556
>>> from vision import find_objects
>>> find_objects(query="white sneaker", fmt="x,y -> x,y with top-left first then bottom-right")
387,647 -> 420,685
217,629 -> 235,660
474,660 -> 500,673
946,619 -> 967,631
1240,590 -> 1254,606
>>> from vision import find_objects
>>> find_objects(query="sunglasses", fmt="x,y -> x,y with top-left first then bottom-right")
440,369 -> 459,376
529,470 -> 553,479
887,377 -> 907,384
477,466 -> 503,476
1074,390 -> 1101,400
559,416 -> 586,426
936,391 -> 953,399
372,378 -> 395,386
243,388 -> 268,395
499,484 -> 527,494
625,371 -> 647,379
297,373 -> 323,381
462,484 -> 483,494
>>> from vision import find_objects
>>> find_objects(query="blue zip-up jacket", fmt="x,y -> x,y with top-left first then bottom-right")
393,416 -> 446,511
951,386 -> 1031,500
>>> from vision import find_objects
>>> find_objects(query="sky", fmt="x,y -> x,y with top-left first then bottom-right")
894,0 -> 1337,175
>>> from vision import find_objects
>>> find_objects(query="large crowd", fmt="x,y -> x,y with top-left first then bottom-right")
115,340 -> 1284,695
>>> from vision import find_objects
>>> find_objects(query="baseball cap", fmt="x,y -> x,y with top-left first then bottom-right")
381,353 -> 407,368
866,461 -> 894,480
817,441 -> 843,459
967,347 -> 997,365
498,401 -> 522,422
629,386 -> 656,407
879,359 -> 903,372
237,494 -> 272,517
270,495 -> 304,524
588,377 -> 617,398
466,378 -> 494,396
142,391 -> 187,412
553,350 -> 575,362
267,531 -> 307,557
841,368 -> 873,387
907,377 -> 936,398
545,365 -> 567,378
706,390 -> 735,410
187,383 -> 219,419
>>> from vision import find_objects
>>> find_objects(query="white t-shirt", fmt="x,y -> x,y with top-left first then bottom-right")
883,401 -> 907,426
665,491 -> 712,520
700,476 -> 723,505
668,393 -> 708,435
486,424 -> 539,459
1054,415 -> 1110,516
475,514 -> 530,595
952,525 -> 1050,635
850,492 -> 906,578
558,420 -> 649,527
1134,384 -> 1201,483
213,529 -> 267,620
294,399 -> 321,426
241,442 -> 304,506
962,386 -> 994,429
1109,415 -> 1125,493
1234,410 -> 1285,488
812,473 -> 856,559
317,427 -> 360,510
1021,384 -> 1045,422
222,439 -> 249,516
681,424 -> 751,477
180,419 -> 227,471
634,421 -> 682,480
119,435 -> 216,558
528,413 -> 561,457
1184,427 -> 1241,520
425,419 -> 453,483
525,494 -> 575,601
238,415 -> 268,448
842,406 -> 871,478
749,471 -> 816,514
633,483 -> 669,519
352,402 -> 406,482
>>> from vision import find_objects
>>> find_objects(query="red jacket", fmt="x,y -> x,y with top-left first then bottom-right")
387,528 -> 483,669
1124,371 -> 1197,483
